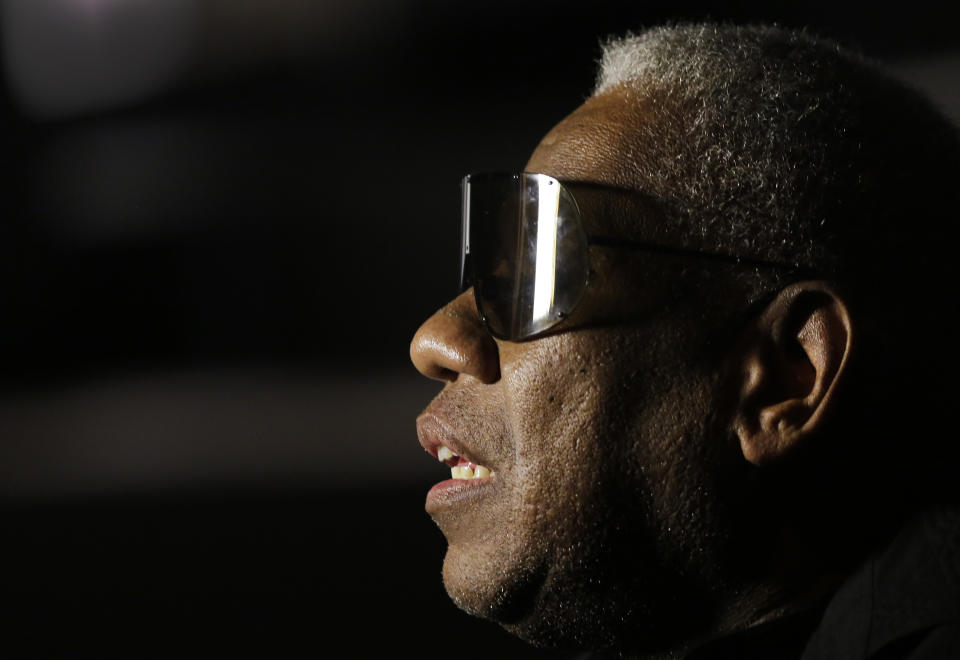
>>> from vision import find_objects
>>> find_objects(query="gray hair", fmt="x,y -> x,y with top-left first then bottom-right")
589,24 -> 960,508
590,24 -> 959,280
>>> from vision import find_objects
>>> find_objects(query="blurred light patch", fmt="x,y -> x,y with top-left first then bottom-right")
0,367 -> 441,498
1,0 -> 407,120
2,0 -> 196,119
889,51 -> 960,127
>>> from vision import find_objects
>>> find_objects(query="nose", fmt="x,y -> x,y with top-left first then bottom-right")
410,290 -> 500,384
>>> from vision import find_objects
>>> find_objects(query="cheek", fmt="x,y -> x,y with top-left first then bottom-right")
500,335 -> 631,532
503,322 -> 725,534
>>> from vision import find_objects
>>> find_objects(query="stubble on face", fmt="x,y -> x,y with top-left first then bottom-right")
424,85 -> 745,651
428,309 -> 737,649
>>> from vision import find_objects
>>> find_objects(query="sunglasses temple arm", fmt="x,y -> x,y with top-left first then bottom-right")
586,235 -> 812,274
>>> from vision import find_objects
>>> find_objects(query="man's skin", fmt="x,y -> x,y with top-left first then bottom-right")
411,84 -> 854,656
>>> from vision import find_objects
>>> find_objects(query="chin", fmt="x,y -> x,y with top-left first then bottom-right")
440,541 -> 649,653
441,529 -> 713,656
440,540 -> 548,624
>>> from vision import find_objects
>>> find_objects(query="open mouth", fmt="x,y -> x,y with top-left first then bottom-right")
417,414 -> 496,482
434,444 -> 495,480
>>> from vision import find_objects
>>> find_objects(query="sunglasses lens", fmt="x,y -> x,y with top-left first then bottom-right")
463,173 -> 589,340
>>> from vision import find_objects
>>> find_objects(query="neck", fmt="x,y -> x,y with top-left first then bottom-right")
623,532 -> 853,659
616,583 -> 838,660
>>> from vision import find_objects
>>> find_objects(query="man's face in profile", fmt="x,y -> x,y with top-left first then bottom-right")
411,88 -> 741,646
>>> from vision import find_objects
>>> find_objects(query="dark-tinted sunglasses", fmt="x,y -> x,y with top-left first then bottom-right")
460,172 -> 808,341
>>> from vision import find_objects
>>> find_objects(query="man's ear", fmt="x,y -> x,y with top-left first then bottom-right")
734,282 -> 853,466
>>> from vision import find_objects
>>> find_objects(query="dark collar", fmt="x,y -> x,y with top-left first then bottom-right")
686,605 -> 827,660
579,506 -> 960,659
685,506 -> 960,659
800,505 -> 960,659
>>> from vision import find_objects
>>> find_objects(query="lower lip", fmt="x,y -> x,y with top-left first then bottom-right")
425,476 -> 496,513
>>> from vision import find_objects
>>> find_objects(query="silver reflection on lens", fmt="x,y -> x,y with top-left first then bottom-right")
462,173 -> 590,340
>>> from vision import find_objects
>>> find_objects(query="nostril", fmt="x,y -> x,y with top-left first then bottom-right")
434,367 -> 459,382
409,334 -> 462,382
410,296 -> 501,384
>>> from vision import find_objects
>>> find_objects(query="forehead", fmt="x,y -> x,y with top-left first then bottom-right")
526,86 -> 675,244
525,85 -> 653,190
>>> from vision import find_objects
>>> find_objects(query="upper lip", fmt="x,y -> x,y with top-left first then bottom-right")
416,411 -> 490,468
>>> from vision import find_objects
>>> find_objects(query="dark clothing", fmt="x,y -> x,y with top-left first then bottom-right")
692,506 -> 960,659
800,506 -> 960,659
583,506 -> 960,659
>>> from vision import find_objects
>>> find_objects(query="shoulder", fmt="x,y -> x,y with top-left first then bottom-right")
802,506 -> 960,660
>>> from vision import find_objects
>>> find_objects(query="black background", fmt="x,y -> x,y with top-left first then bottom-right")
1,2 -> 958,658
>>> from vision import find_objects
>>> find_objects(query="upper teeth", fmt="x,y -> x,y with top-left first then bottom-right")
435,445 -> 495,480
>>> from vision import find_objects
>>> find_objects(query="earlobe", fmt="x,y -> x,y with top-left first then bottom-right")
734,283 -> 853,466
